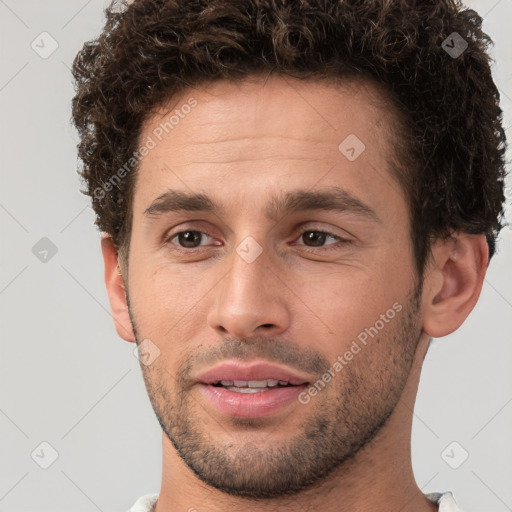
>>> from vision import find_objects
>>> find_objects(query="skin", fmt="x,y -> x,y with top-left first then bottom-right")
101,74 -> 488,512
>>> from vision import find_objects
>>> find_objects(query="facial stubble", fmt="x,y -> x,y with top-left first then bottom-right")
127,286 -> 422,499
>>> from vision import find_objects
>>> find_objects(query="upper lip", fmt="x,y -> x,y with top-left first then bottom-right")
195,360 -> 310,385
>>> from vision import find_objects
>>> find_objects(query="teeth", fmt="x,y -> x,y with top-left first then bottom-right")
214,379 -> 290,389
247,380 -> 268,388
226,387 -> 268,393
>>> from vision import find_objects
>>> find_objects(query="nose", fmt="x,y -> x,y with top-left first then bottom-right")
206,244 -> 291,339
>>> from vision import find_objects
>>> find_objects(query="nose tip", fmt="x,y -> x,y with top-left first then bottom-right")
218,321 -> 277,340
207,248 -> 292,340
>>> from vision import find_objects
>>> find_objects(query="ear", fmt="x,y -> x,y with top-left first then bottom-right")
100,234 -> 136,343
422,233 -> 489,338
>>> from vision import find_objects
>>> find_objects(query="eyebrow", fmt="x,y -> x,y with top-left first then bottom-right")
143,187 -> 380,223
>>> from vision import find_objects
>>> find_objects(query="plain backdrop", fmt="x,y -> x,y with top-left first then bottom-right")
0,1 -> 511,511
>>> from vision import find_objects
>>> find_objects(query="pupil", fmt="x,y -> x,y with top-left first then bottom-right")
179,231 -> 201,248
304,231 -> 325,247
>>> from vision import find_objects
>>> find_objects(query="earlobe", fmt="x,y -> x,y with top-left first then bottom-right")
422,234 -> 488,338
100,234 -> 136,343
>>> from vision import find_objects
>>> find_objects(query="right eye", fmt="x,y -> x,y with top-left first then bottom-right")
166,230 -> 222,250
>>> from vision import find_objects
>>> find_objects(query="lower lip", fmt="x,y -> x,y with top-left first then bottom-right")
198,384 -> 307,418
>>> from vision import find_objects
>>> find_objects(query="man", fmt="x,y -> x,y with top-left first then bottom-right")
71,0 -> 507,510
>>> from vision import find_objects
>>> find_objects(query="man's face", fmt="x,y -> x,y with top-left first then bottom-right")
125,74 -> 423,497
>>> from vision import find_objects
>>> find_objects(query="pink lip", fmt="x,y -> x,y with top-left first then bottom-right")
195,361 -> 310,385
199,384 -> 307,418
195,360 -> 311,418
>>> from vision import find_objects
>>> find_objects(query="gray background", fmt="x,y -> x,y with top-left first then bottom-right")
0,1 -> 511,510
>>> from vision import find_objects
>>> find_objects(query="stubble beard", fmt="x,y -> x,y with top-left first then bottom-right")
129,287 -> 422,499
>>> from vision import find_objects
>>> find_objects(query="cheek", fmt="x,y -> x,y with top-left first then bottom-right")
129,270 -> 204,372
300,267 -> 409,352
129,263 -> 187,331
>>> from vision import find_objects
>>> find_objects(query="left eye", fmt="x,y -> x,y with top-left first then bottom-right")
294,230 -> 343,249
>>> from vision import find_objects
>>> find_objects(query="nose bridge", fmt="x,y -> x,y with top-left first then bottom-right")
207,236 -> 291,337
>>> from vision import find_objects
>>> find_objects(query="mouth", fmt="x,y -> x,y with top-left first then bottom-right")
195,361 -> 311,418
196,360 -> 310,386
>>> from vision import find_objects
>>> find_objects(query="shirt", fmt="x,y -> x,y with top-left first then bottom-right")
127,491 -> 463,511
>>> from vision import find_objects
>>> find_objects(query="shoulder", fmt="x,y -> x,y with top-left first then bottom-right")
126,493 -> 159,512
426,491 -> 464,512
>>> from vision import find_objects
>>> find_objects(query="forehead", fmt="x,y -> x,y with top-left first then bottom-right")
140,74 -> 393,154
132,74 -> 404,220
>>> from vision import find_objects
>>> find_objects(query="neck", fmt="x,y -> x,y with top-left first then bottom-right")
154,335 -> 437,512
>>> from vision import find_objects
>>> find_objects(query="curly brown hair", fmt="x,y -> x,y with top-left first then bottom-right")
71,0 -> 507,277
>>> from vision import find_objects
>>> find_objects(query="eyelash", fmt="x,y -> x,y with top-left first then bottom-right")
165,228 -> 350,254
